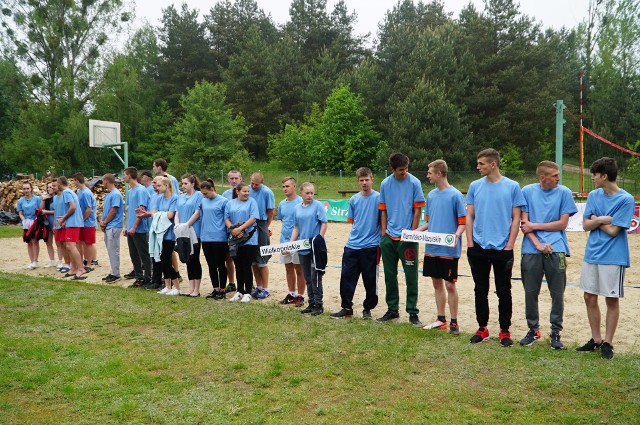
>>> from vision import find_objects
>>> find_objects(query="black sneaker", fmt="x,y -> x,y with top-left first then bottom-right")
142,281 -> 157,290
205,292 -> 217,299
600,342 -> 614,359
550,332 -> 565,350
362,309 -> 372,320
128,279 -> 144,288
520,329 -> 542,346
576,338 -> 602,352
280,294 -> 296,305
311,305 -> 324,316
301,304 -> 315,314
104,275 -> 121,284
101,274 -> 113,281
330,308 -> 354,319
376,310 -> 399,322
409,314 -> 423,327
225,283 -> 237,293
123,271 -> 136,279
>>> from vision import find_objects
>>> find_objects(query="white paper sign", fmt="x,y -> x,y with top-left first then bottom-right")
401,229 -> 456,247
260,239 -> 311,256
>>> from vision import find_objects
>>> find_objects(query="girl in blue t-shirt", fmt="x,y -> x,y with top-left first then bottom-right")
175,174 -> 204,297
200,179 -> 230,300
17,181 -> 42,269
152,176 -> 180,296
225,182 -> 259,303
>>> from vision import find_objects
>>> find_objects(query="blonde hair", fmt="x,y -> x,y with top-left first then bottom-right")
428,159 -> 448,177
160,176 -> 174,197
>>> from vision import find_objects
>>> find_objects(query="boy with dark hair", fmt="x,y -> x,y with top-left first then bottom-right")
377,153 -> 426,325
577,157 -> 634,359
277,177 -> 305,306
100,173 -> 124,284
56,176 -> 86,280
331,167 -> 380,319
123,167 -> 152,288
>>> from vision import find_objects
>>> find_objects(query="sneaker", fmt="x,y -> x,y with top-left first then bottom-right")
279,294 -> 296,304
216,291 -> 226,300
449,323 -> 460,336
104,275 -> 121,284
59,266 -> 70,273
251,288 -> 263,298
84,266 -> 94,273
229,292 -> 243,302
225,283 -> 237,293
166,288 -> 180,296
423,319 -> 448,330
205,292 -> 217,299
45,260 -> 57,268
128,279 -> 144,288
254,289 -> 271,299
102,274 -> 113,281
301,304 -> 315,314
293,295 -> 305,307
550,332 -> 565,350
409,314 -> 423,327
576,338 -> 602,352
26,262 -> 37,269
377,310 -> 400,322
123,271 -> 136,279
519,329 -> 542,346
470,327 -> 490,344
499,330 -> 513,347
157,287 -> 170,294
56,264 -> 63,271
362,309 -> 372,320
330,308 -> 354,319
311,305 -> 324,316
240,294 -> 251,303
600,342 -> 614,359
142,281 -> 157,290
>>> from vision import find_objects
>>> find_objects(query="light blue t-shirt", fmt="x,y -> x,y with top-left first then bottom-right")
226,198 -> 260,246
17,195 -> 41,220
583,188 -> 635,267
126,184 -> 151,233
250,184 -> 275,220
177,191 -> 204,238
61,188 -> 84,228
167,174 -> 180,195
156,194 -> 178,240
379,173 -> 426,238
277,196 -> 303,243
424,186 -> 466,258
346,190 -> 381,250
294,200 -> 328,255
145,184 -> 155,197
102,189 -> 124,230
77,187 -> 97,228
222,188 -> 234,200
200,195 -> 229,242
466,176 -> 525,250
149,193 -> 161,212
521,184 -> 577,255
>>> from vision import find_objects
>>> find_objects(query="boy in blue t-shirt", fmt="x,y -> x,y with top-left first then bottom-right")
100,173 -> 124,283
378,153 -> 426,325
277,177 -> 305,306
416,160 -> 466,335
249,172 -> 276,299
577,157 -> 635,359
519,161 -> 577,349
123,167 -> 153,288
466,148 -> 525,347
331,167 -> 381,319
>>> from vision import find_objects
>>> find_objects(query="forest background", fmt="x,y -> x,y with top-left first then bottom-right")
2,0 -> 640,185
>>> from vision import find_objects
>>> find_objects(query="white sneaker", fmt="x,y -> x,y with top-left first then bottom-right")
229,292 -> 242,302
240,294 -> 252,303
31,261 -> 38,269
157,287 -> 170,294
166,288 -> 180,296
45,260 -> 56,268
25,263 -> 34,269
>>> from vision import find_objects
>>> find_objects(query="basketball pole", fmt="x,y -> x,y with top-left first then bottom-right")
103,142 -> 129,195
555,100 -> 565,184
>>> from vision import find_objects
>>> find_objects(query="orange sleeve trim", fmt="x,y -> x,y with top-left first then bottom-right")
458,217 -> 466,225
413,201 -> 426,208
388,235 -> 401,241
424,214 -> 430,222
378,202 -> 387,211
347,218 -> 354,223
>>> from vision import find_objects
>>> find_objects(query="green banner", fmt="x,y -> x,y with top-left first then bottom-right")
319,199 -> 427,224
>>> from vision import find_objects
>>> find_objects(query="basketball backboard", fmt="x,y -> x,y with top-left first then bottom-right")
89,119 -> 121,149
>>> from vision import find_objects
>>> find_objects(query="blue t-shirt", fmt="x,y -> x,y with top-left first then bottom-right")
277,196 -> 303,243
346,190 -> 381,250
200,195 -> 229,242
294,200 -> 328,255
126,184 -> 151,233
156,194 -> 178,240
177,191 -> 204,238
102,189 -> 124,230
17,195 -> 41,220
466,176 -> 525,250
61,188 -> 84,228
167,174 -> 180,195
145,184 -> 155,197
222,188 -> 234,200
149,193 -> 161,212
379,173 -> 426,238
521,184 -> 577,255
250,184 -> 275,220
77,187 -> 97,228
424,186 -> 466,258
226,198 -> 260,245
583,188 -> 635,267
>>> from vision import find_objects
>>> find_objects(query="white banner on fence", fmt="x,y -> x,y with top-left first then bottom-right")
400,229 -> 456,247
260,239 -> 311,256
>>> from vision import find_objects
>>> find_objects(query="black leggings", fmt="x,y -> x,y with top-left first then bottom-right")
233,244 -> 257,294
186,240 -> 202,280
202,241 -> 228,290
160,240 -> 179,280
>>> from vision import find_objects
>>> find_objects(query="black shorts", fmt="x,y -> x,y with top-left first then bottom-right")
422,255 -> 459,282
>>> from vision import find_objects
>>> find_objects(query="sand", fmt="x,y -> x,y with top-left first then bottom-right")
4,224 -> 639,353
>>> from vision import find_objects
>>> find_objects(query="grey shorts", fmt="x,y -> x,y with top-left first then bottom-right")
579,262 -> 625,298
280,251 -> 301,265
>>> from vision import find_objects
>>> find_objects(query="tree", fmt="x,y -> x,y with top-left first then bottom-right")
170,81 -> 250,176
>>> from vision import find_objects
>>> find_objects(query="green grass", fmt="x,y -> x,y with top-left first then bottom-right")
0,226 -> 22,238
1,272 -> 639,424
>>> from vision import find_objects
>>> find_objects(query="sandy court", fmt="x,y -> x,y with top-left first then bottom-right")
4,223 -> 640,353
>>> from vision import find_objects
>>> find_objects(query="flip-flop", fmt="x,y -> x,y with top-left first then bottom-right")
188,294 -> 200,298
62,273 -> 74,278
73,275 -> 87,280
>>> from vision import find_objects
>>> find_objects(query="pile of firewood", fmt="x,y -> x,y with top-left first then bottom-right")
0,175 -> 126,219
